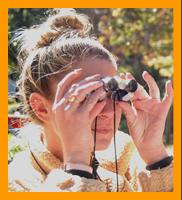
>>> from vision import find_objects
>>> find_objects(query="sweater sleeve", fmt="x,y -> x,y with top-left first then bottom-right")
127,148 -> 173,192
138,162 -> 173,192
9,168 -> 107,192
33,169 -> 107,192
8,149 -> 135,192
8,151 -> 106,192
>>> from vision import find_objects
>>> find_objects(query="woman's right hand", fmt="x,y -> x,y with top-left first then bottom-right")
52,68 -> 106,166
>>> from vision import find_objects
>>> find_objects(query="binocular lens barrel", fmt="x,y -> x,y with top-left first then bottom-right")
102,76 -> 138,101
126,79 -> 138,93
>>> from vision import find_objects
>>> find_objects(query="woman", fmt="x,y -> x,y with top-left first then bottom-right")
8,9 -> 173,192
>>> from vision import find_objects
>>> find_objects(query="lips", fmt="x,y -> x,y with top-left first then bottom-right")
91,128 -> 113,134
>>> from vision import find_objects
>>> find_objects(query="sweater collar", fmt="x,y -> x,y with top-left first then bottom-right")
25,124 -> 135,176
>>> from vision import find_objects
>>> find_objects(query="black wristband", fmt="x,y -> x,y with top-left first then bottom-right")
66,169 -> 94,179
146,156 -> 173,171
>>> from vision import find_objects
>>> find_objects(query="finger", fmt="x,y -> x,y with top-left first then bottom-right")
81,88 -> 106,112
118,101 -> 137,126
124,72 -> 150,101
54,68 -> 83,104
89,101 -> 107,122
125,72 -> 136,80
142,71 -> 160,99
61,81 -> 103,112
72,81 -> 103,102
133,85 -> 150,100
162,80 -> 173,113
120,72 -> 126,80
132,98 -> 158,112
83,74 -> 101,82
68,74 -> 101,94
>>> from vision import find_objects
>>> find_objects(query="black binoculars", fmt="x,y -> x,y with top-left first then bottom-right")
101,76 -> 138,101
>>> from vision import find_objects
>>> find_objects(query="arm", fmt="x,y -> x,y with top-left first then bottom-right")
8,151 -> 107,192
118,72 -> 173,192
33,169 -> 107,192
138,162 -> 173,192
9,170 -> 107,192
127,148 -> 173,192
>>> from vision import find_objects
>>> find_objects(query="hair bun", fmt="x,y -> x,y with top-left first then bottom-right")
50,9 -> 90,32
36,9 -> 92,48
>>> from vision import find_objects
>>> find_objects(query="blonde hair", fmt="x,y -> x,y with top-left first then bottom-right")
14,8 -> 117,123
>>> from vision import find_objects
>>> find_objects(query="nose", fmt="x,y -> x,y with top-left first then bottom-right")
98,98 -> 114,119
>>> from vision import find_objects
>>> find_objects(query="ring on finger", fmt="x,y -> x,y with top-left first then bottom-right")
67,94 -> 80,103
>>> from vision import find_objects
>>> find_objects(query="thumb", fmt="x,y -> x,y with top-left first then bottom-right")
162,80 -> 173,115
118,102 -> 137,125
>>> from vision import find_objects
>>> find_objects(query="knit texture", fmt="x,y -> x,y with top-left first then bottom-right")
8,124 -> 173,192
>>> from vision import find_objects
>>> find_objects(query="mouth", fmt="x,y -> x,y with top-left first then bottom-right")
91,129 -> 112,134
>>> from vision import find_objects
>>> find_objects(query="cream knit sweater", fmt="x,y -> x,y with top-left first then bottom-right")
8,125 -> 173,192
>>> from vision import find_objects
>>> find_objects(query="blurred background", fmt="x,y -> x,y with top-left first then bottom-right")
8,8 -> 173,162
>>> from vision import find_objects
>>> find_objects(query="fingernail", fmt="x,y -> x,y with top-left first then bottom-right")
166,80 -> 172,86
120,73 -> 125,79
93,74 -> 101,77
85,74 -> 100,81
142,71 -> 148,77
91,74 -> 101,79
126,72 -> 131,78
74,68 -> 83,72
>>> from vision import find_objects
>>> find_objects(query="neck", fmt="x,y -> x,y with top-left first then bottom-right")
43,125 -> 64,161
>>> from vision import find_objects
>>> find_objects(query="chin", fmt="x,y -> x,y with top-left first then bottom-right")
96,142 -> 111,151
92,130 -> 113,151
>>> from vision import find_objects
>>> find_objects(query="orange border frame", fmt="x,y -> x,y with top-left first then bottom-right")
0,0 -> 181,199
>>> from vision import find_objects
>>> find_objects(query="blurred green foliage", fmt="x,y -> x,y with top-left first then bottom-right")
8,133 -> 28,162
97,9 -> 173,81
8,8 -> 173,144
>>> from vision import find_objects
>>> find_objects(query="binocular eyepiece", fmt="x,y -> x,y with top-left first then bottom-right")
101,76 -> 138,101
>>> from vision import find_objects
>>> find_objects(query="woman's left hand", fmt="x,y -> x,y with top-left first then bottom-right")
118,71 -> 173,165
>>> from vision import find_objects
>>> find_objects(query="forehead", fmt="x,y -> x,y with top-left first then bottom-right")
50,58 -> 117,98
77,58 -> 117,79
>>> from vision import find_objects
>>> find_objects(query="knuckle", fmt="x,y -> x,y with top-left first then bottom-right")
69,84 -> 79,93
75,86 -> 85,95
84,77 -> 90,81
57,80 -> 64,88
57,72 -> 78,88
71,83 -> 79,88
84,76 -> 96,82
53,98 -> 65,110
86,97 -> 94,104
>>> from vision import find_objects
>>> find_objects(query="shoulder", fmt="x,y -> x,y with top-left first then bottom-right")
8,150 -> 43,192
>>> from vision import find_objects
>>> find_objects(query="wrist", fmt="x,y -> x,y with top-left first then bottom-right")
64,162 -> 93,174
146,155 -> 173,170
64,151 -> 91,166
140,145 -> 168,165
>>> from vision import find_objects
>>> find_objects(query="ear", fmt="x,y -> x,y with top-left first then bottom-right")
29,92 -> 51,123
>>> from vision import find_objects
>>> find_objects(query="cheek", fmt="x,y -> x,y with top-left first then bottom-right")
115,104 -> 122,124
46,101 -> 56,123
